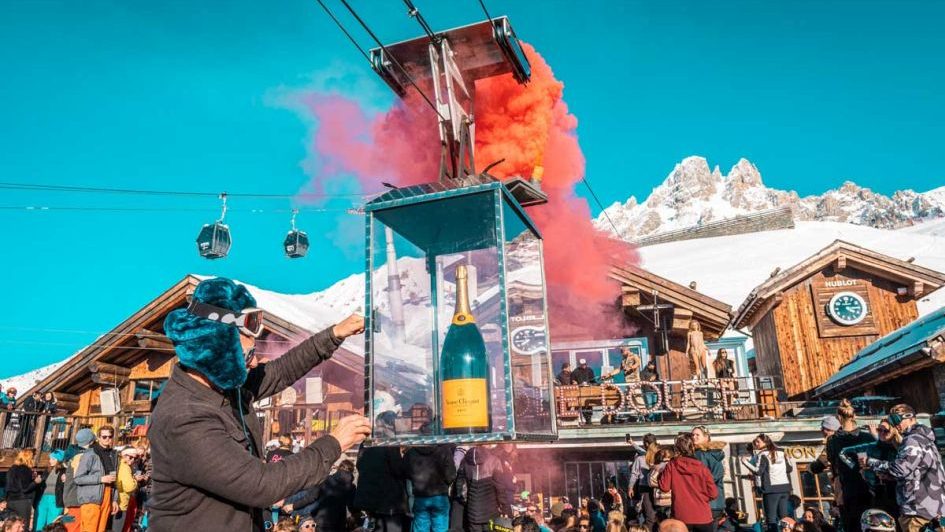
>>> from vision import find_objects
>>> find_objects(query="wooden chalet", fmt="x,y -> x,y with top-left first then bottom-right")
23,274 -> 363,453
732,240 -> 945,399
609,263 -> 734,381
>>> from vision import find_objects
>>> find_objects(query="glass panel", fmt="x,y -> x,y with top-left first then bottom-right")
368,216 -> 436,438
574,350 -> 604,381
590,463 -> 606,499
565,463 -> 579,503
551,350 -> 571,382
579,463 -> 592,502
605,347 -> 625,383
504,200 -> 553,434
435,247 -> 506,432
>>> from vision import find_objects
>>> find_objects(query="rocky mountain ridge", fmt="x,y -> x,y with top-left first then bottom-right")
595,156 -> 945,239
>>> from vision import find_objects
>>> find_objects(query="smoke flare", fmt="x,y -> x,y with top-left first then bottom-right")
302,43 -> 637,337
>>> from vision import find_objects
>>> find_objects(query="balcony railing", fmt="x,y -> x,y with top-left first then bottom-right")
553,375 -> 892,426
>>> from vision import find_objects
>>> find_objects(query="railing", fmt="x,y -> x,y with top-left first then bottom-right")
553,376 -> 893,426
0,410 -> 148,461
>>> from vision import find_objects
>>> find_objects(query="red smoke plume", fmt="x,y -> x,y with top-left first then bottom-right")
303,43 -> 638,337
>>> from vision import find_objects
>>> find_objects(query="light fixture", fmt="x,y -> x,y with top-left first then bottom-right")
196,193 -> 231,259
283,208 -> 309,259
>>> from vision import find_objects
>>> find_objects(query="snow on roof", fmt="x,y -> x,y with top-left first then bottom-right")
817,305 -> 945,396
637,220 -> 945,318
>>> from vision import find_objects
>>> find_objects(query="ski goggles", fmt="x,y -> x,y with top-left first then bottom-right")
886,411 -> 915,427
187,300 -> 265,338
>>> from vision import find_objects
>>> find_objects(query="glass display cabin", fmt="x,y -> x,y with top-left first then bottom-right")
364,180 -> 557,445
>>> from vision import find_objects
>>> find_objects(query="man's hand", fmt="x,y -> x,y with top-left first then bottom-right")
332,314 -> 365,340
101,474 -> 116,484
111,502 -> 119,515
330,414 -> 372,451
283,503 -> 294,513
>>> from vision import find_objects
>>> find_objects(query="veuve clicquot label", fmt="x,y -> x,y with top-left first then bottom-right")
440,264 -> 491,433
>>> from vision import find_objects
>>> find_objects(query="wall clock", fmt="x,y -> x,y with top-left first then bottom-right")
826,291 -> 868,325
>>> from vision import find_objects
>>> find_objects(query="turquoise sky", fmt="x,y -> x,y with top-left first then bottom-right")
2,1 -> 943,376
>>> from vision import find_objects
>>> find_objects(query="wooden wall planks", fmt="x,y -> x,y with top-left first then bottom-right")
754,266 -> 919,399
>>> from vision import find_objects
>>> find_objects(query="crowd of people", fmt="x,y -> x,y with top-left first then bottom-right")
5,278 -> 944,532
0,424 -> 151,532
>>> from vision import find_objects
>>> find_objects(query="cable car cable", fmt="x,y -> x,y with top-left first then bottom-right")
581,176 -> 626,241
402,0 -> 438,44
336,0 -> 447,122
0,181 -> 373,199
313,0 -> 373,64
476,0 -> 495,22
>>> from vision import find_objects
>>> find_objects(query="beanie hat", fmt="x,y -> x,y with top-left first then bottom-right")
50,450 -> 65,462
821,415 -> 841,432
164,277 -> 256,390
75,428 -> 95,447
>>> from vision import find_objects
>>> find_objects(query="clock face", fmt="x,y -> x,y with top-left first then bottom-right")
826,291 -> 868,325
510,326 -> 547,355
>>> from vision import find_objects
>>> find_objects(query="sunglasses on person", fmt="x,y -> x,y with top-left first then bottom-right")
187,301 -> 264,338
300,522 -> 315,530
876,427 -> 890,434
99,434 -> 113,440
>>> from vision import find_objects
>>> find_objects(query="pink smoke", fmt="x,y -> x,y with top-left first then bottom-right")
300,43 -> 638,337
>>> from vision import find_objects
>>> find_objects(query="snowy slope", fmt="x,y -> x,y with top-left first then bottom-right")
0,361 -> 68,393
595,157 -> 945,239
637,220 -> 945,317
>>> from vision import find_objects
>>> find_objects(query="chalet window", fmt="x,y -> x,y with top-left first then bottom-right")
132,379 -> 166,403
797,463 -> 835,520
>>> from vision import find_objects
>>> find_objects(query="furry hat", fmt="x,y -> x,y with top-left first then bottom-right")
165,277 -> 257,390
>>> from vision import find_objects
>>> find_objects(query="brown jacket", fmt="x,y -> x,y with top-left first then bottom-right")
148,327 -> 344,532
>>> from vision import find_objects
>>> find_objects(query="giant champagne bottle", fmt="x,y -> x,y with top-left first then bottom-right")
440,264 -> 491,433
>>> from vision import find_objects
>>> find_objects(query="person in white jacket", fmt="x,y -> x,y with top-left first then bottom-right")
741,434 -> 792,532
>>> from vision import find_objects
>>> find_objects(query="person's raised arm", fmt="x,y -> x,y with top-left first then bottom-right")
163,410 -> 369,509
245,314 -> 364,400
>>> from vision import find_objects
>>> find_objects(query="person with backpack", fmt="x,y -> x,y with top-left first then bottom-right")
629,434 -> 658,531
61,430 -> 96,532
864,404 -> 945,532
648,448 -> 673,522
741,434 -> 792,532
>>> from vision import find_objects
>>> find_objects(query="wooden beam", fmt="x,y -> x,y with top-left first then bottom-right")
90,373 -> 129,387
671,308 -> 694,334
912,281 -> 925,298
88,362 -> 131,377
136,329 -> 173,350
55,401 -> 80,413
52,392 -> 80,403
836,256 -> 847,272
621,287 -> 641,307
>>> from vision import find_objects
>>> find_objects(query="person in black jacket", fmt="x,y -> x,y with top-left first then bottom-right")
456,446 -> 511,532
825,400 -> 875,532
5,449 -> 39,526
150,277 -> 370,532
34,449 -> 66,530
280,459 -> 356,532
353,440 -> 410,532
406,444 -> 457,532
571,359 -> 597,425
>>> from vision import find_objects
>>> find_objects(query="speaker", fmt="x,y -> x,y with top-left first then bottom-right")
100,387 -> 121,416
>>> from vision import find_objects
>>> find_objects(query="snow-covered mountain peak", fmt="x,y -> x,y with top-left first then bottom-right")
596,157 -> 945,239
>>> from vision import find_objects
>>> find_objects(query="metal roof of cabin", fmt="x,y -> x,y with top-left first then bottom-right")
365,175 -> 498,210
815,305 -> 945,397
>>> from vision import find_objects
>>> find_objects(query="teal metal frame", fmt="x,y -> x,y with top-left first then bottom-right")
364,181 -> 557,445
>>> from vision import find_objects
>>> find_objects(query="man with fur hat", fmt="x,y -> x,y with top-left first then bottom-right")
148,277 -> 370,531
